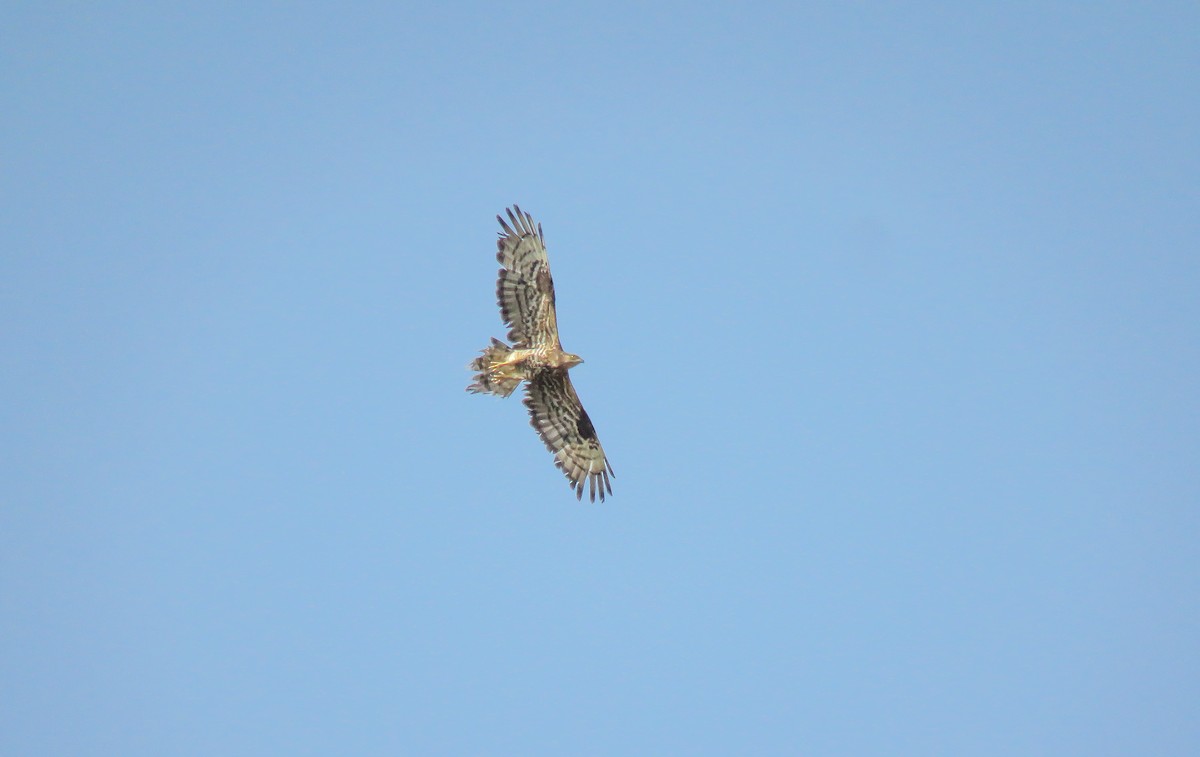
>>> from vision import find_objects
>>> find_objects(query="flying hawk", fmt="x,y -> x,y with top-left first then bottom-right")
467,206 -> 614,502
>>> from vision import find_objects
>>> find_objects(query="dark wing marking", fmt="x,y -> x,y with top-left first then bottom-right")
495,205 -> 560,348
524,370 -> 614,502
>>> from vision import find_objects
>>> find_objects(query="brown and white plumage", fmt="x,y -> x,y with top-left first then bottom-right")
524,370 -> 614,503
467,206 -> 614,502
495,207 -> 560,349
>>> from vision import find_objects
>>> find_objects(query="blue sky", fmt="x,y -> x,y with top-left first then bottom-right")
3,2 -> 1198,754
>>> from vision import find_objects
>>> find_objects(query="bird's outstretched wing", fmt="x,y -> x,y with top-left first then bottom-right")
524,370 -> 614,502
495,205 -> 560,348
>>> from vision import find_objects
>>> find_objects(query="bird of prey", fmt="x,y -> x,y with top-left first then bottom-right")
467,206 -> 614,502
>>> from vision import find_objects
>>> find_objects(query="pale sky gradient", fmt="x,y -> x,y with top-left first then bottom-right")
3,3 -> 1198,755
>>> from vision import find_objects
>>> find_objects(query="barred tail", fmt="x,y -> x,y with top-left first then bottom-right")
466,338 -> 522,397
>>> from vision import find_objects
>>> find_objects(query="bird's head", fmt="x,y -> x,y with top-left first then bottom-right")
563,353 -> 584,368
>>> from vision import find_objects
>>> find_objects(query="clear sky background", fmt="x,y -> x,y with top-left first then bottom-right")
3,2 -> 1197,755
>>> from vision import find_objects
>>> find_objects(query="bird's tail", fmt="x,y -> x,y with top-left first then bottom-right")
466,338 -> 522,397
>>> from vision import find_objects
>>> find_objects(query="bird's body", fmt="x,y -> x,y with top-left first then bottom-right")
467,206 -> 614,502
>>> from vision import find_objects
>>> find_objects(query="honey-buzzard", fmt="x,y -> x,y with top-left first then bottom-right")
467,206 -> 614,502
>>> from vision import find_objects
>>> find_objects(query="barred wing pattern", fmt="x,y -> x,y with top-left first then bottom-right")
496,206 -> 560,348
524,371 -> 614,502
